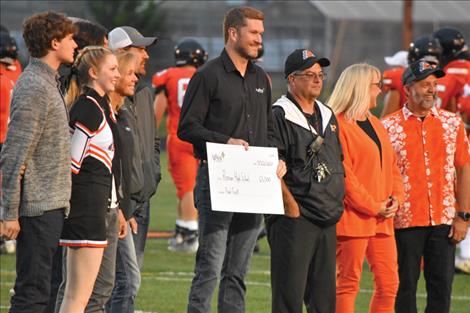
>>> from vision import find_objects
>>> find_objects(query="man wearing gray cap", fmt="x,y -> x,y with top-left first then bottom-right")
268,48 -> 345,313
106,26 -> 161,313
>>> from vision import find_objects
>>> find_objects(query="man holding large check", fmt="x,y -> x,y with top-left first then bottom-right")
177,6 -> 285,313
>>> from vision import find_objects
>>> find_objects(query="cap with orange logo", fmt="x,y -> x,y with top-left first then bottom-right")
402,60 -> 445,85
284,49 -> 330,78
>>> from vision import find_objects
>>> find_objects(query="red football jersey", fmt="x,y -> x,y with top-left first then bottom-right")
152,66 -> 197,136
444,59 -> 470,115
0,62 -> 21,143
382,67 -> 406,108
2,59 -> 22,82
435,74 -> 462,111
461,82 -> 470,116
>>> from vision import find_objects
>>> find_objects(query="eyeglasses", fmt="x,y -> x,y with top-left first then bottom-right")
371,81 -> 383,89
293,72 -> 327,81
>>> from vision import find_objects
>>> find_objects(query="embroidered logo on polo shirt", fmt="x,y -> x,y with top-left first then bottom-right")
255,88 -> 264,94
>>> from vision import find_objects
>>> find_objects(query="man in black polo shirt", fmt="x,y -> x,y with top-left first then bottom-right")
178,6 -> 285,313
268,49 -> 345,313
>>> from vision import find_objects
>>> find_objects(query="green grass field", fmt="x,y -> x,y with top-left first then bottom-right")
1,152 -> 469,312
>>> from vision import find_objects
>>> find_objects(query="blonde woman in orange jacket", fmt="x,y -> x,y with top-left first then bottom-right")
328,63 -> 405,313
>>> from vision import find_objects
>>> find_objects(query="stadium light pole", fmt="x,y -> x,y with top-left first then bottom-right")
403,0 -> 413,50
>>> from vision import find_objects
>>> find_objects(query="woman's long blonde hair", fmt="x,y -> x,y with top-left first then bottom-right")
327,63 -> 381,121
66,45 -> 113,107
113,51 -> 137,111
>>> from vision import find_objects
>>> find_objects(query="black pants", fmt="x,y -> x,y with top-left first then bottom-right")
395,225 -> 456,313
44,246 -> 63,313
267,215 -> 336,313
9,209 -> 64,313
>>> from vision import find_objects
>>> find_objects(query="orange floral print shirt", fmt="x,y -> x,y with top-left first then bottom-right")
382,106 -> 470,229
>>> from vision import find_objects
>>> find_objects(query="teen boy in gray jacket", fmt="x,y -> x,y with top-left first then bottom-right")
0,12 -> 77,313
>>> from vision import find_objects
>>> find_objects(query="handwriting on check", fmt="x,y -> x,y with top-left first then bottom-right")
218,170 -> 272,184
253,160 -> 273,166
206,142 -> 283,214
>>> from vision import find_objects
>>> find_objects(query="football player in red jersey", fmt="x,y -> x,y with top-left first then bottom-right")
0,30 -> 21,152
152,39 -> 208,252
381,50 -> 408,117
434,27 -> 470,275
0,28 -> 22,256
433,27 -> 470,133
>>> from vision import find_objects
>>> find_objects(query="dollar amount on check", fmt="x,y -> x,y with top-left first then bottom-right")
206,142 -> 284,214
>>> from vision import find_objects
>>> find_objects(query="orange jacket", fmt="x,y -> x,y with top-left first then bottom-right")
336,114 -> 405,237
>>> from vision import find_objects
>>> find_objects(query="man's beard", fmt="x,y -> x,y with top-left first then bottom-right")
411,89 -> 436,109
235,43 -> 257,61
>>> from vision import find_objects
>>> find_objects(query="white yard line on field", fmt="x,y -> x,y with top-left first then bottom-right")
2,271 -> 470,302
141,273 -> 470,301
0,306 -> 158,313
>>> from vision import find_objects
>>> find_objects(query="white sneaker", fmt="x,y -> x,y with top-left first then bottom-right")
168,226 -> 198,253
168,237 -> 199,253
4,240 -> 16,254
455,258 -> 470,274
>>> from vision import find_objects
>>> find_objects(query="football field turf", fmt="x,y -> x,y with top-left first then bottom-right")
1,152 -> 469,312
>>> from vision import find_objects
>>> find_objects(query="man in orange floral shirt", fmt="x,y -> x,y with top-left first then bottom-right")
382,60 -> 470,313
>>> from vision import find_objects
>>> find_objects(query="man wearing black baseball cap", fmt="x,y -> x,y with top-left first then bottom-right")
402,59 -> 445,86
284,48 -> 330,78
400,59 -> 445,113
382,59 -> 470,313
107,25 -> 161,313
267,48 -> 344,313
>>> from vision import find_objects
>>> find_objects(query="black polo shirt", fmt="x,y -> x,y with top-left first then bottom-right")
177,49 -> 273,160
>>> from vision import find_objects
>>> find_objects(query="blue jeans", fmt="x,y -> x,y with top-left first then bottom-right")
132,200 -> 150,269
106,224 -> 141,313
86,208 -> 119,312
187,163 -> 261,313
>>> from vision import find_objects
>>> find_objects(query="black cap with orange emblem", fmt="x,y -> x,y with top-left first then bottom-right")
284,49 -> 330,78
402,60 -> 445,86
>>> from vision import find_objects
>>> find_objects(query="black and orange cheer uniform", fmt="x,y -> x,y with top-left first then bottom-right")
60,88 -> 117,248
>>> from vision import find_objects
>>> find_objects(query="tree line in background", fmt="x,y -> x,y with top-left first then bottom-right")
87,0 -> 167,37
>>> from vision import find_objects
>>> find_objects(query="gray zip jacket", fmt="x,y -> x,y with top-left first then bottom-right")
123,81 -> 161,204
0,58 -> 71,220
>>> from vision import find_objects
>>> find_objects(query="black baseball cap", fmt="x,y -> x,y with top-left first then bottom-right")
402,60 -> 445,85
284,49 -> 330,78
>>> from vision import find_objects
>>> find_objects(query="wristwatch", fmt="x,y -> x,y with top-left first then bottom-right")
456,211 -> 470,222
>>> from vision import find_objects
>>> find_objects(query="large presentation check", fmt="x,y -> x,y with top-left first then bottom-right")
206,142 -> 284,214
